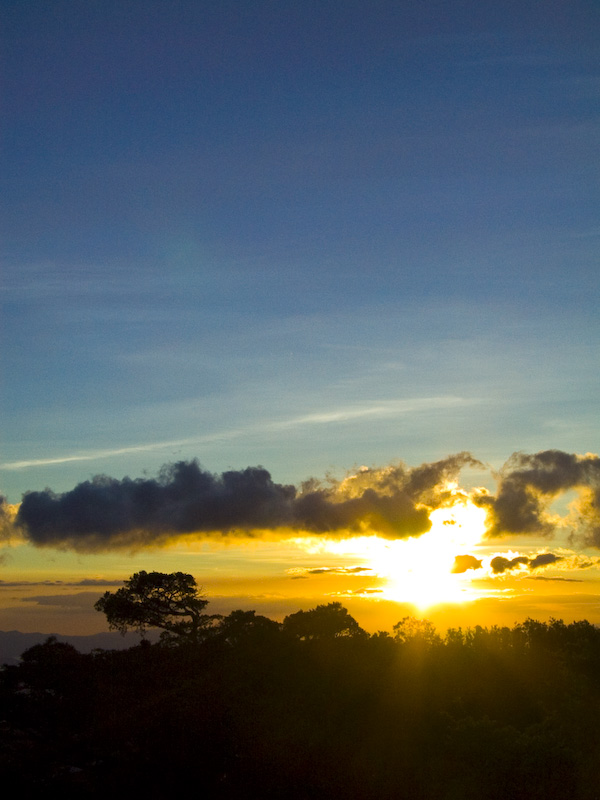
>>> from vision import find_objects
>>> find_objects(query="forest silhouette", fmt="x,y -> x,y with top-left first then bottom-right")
2,573 -> 600,798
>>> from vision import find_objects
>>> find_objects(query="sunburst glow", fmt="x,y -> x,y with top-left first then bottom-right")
377,501 -> 487,607
318,499 -> 488,609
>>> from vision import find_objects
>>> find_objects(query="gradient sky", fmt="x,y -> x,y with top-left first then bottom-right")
1,1 -> 599,635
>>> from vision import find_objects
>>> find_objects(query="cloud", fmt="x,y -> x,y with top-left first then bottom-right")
11,450 -> 600,553
22,592 -> 102,608
528,552 -> 562,569
490,556 -> 530,574
0,496 -> 19,542
15,454 -> 480,553
475,450 -> 600,540
451,555 -> 482,574
0,578 -> 123,587
287,566 -> 373,578
490,552 -> 563,575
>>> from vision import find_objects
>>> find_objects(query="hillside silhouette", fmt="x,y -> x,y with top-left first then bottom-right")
2,588 -> 600,797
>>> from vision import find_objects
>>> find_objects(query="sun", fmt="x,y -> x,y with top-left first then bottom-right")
293,497 -> 489,609
354,500 -> 488,609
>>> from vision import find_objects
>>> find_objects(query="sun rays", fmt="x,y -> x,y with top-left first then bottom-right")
365,500 -> 487,608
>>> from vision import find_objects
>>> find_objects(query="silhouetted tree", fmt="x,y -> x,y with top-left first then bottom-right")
95,571 -> 216,644
283,601 -> 366,640
17,636 -> 86,699
2,607 -> 600,797
393,616 -> 441,647
216,609 -> 281,646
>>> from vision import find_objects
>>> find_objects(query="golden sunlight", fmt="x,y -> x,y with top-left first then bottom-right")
322,500 -> 488,609
377,501 -> 487,608
290,496 -> 489,611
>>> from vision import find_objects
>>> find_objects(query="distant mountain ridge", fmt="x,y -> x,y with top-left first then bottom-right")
0,629 -> 159,666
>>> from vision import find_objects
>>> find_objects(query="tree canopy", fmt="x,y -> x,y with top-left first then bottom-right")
94,571 -> 214,643
282,601 -> 366,640
4,591 -> 600,797
393,616 -> 441,647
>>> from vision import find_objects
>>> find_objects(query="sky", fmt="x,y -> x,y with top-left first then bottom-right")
1,0 -> 599,636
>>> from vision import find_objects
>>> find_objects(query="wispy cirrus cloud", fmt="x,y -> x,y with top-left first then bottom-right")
0,396 -> 474,471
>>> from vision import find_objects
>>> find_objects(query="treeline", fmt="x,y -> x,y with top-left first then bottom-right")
2,607 -> 600,798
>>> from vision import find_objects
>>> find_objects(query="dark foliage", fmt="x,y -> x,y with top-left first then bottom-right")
282,601 -> 367,640
94,570 -> 217,643
2,608 -> 600,798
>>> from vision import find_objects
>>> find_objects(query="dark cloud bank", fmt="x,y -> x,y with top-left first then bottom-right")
12,454 -> 476,551
476,450 -> 600,546
6,450 -> 600,553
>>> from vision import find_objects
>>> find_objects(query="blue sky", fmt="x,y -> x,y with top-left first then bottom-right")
1,0 -> 598,503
